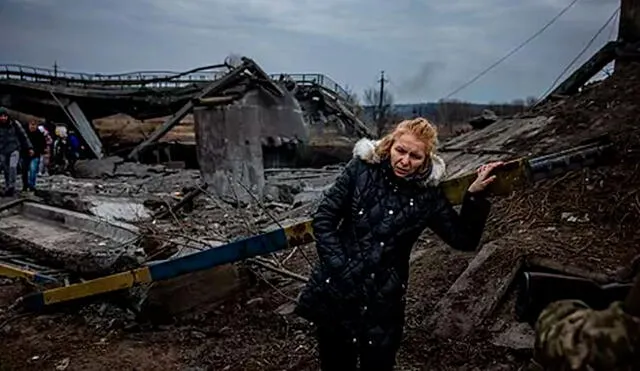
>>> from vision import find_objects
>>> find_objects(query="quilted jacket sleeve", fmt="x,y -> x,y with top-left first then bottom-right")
426,187 -> 491,252
13,121 -> 33,151
311,159 -> 358,274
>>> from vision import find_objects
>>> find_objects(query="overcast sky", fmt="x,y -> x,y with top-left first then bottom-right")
0,0 -> 620,103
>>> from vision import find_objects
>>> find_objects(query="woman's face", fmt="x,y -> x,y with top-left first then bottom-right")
390,133 -> 427,177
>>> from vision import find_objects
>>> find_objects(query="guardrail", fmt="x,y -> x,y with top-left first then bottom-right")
0,63 -> 224,89
270,73 -> 350,100
0,64 -> 351,99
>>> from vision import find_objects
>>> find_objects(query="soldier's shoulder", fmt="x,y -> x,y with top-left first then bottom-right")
534,300 -> 640,370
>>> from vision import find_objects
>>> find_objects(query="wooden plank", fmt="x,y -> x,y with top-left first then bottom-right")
427,241 -> 524,339
144,264 -> 247,316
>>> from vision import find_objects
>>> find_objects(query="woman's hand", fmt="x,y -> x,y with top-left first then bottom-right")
468,161 -> 504,193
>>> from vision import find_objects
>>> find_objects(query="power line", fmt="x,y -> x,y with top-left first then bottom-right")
442,0 -> 581,100
537,6 -> 621,101
608,9 -> 619,41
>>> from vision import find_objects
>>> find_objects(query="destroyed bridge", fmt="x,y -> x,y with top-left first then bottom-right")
0,57 -> 372,160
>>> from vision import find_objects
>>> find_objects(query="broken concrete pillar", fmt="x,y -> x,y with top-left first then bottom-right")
193,103 -> 264,204
194,88 -> 308,204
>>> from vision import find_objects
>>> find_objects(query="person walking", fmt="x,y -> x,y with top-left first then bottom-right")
21,120 -> 47,191
295,117 -> 503,370
0,107 -> 33,196
37,122 -> 53,177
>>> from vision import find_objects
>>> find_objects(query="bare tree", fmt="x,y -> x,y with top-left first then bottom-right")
343,85 -> 360,105
363,88 -> 395,136
343,85 -> 364,117
435,98 -> 476,131
525,96 -> 538,107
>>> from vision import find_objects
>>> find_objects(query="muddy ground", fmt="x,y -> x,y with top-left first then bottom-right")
0,241 -> 531,371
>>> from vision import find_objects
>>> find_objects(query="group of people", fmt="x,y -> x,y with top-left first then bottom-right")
295,117 -> 639,370
0,107 -> 83,196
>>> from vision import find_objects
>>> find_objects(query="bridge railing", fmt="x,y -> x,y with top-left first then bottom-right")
0,64 -> 351,99
268,73 -> 351,100
0,64 -> 225,89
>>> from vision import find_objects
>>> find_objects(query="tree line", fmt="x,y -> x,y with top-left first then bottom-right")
342,86 -> 538,137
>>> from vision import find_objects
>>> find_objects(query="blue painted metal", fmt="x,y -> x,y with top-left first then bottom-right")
148,228 -> 289,281
32,273 -> 60,284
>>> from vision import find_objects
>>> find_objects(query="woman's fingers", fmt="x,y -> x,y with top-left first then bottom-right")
482,175 -> 497,186
478,161 -> 504,178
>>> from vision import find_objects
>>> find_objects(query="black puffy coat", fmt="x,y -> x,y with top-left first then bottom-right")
0,119 -> 32,156
295,138 -> 491,349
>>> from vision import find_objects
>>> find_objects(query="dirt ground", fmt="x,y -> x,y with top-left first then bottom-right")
2,64 -> 640,370
0,241 -> 531,371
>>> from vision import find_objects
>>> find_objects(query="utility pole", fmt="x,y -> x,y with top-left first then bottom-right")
619,0 -> 640,43
377,70 -> 388,136
53,61 -> 58,78
617,0 -> 640,71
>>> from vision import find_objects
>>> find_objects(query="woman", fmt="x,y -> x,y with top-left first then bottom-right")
295,118 -> 503,370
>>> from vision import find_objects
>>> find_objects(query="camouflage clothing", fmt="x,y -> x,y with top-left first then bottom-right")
534,299 -> 640,371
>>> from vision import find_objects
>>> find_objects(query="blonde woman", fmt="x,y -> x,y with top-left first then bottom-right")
295,118 -> 503,370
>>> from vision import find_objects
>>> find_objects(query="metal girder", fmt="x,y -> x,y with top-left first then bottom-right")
49,92 -> 104,158
20,220 -> 314,310
127,61 -> 254,161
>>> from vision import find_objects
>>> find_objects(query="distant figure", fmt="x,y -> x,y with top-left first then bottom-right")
0,107 -> 33,196
67,129 -> 82,176
37,123 -> 53,176
51,125 -> 69,175
21,120 -> 47,191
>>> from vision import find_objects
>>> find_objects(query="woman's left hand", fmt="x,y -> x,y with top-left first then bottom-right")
468,161 -> 504,193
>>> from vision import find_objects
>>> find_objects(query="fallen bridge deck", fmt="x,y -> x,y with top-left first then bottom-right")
0,199 -> 142,280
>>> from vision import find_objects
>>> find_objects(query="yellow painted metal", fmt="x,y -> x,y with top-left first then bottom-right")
42,267 -> 152,305
440,159 -> 531,205
283,219 -> 315,248
0,263 -> 36,281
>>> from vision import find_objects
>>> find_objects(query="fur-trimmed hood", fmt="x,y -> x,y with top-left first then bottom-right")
352,138 -> 446,186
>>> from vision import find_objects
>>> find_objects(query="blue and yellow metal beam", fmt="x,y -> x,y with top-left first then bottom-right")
0,263 -> 59,285
21,220 -> 314,310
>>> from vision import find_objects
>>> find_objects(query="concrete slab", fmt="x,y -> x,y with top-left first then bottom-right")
85,196 -> 152,223
0,202 -> 143,277
427,241 -> 524,339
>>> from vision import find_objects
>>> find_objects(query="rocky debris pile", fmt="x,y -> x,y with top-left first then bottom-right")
74,156 -> 184,180
483,63 -> 640,274
468,109 -> 499,130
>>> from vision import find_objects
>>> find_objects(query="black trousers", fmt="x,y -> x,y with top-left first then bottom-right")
316,326 -> 398,371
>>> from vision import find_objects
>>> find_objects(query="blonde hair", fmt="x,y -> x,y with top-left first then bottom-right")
374,117 -> 438,173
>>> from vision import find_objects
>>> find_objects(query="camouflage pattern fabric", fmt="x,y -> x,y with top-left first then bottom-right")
533,299 -> 640,370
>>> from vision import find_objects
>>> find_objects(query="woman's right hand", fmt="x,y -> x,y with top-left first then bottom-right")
468,161 -> 504,193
